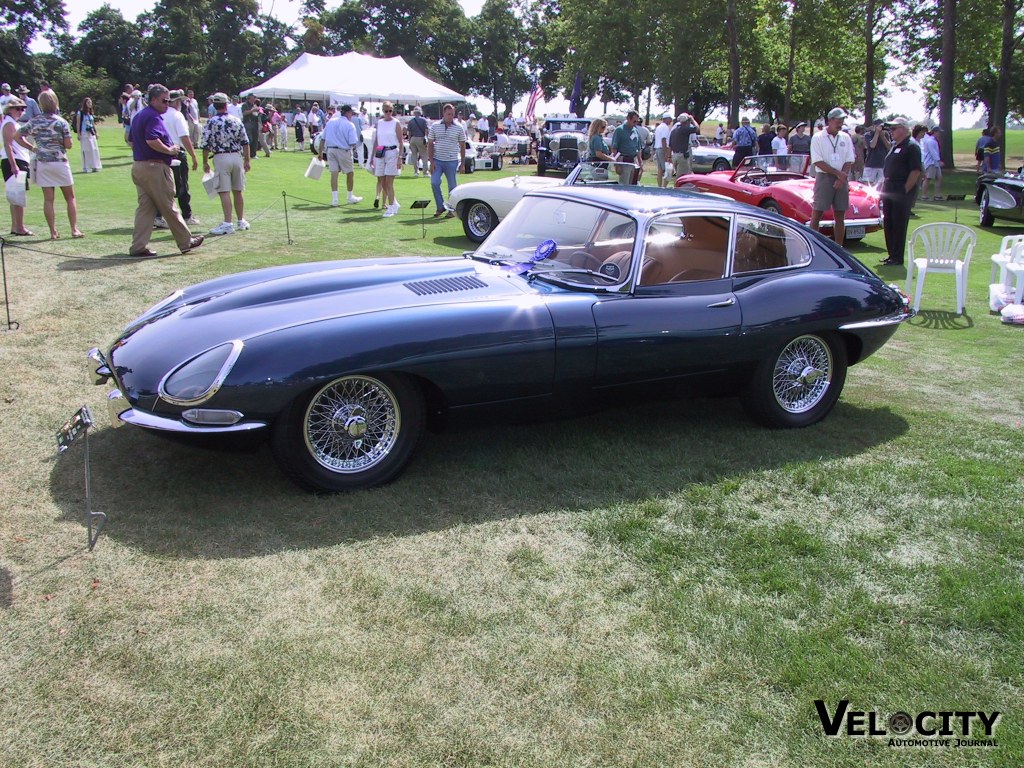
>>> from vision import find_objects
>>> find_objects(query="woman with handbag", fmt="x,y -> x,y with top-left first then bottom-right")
371,101 -> 403,217
2,96 -> 33,235
75,97 -> 102,172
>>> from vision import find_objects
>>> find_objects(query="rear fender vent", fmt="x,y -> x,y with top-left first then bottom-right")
405,275 -> 488,296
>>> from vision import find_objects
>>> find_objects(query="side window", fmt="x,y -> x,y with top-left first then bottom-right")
732,215 -> 812,274
638,214 -> 731,285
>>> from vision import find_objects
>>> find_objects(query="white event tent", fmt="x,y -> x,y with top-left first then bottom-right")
240,52 -> 466,106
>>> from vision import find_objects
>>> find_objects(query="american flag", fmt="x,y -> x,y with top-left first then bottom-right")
525,83 -> 545,122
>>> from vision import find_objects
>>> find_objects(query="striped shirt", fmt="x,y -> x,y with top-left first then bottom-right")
428,120 -> 467,162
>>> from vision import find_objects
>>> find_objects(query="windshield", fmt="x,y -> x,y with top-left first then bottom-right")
544,120 -> 591,133
474,196 -> 637,286
739,155 -> 809,175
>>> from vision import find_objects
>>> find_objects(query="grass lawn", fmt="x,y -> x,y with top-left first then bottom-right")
1,125 -> 1022,767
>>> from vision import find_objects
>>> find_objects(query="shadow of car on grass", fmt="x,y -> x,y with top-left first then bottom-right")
50,396 -> 909,560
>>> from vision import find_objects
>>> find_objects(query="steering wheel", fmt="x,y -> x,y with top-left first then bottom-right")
568,250 -> 601,271
744,166 -> 768,185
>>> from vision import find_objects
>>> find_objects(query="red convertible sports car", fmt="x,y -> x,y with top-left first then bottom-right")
675,155 -> 882,242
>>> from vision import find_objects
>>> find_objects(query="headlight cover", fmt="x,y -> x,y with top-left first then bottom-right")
159,340 -> 243,406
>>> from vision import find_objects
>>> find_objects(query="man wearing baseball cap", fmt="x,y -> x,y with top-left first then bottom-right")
202,91 -> 251,236
808,108 -> 856,246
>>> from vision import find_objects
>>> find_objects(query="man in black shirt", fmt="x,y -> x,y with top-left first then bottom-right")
879,118 -> 922,267
756,124 -> 776,155
669,114 -> 698,176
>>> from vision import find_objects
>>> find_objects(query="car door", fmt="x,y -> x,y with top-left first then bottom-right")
592,213 -> 743,387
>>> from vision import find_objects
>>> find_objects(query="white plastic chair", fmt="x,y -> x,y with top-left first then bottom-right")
905,223 -> 977,314
989,234 -> 1024,284
1004,240 -> 1024,305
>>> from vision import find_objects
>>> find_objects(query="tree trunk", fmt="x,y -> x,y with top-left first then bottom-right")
939,0 -> 956,168
784,1 -> 796,124
864,0 -> 876,124
727,0 -> 740,126
993,0 -> 1018,162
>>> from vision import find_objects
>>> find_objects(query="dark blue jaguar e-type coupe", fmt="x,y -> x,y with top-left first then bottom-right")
89,180 -> 911,492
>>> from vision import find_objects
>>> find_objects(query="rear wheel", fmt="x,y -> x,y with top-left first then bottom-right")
712,158 -> 731,172
742,333 -> 847,428
463,158 -> 475,174
272,373 -> 425,492
759,199 -> 782,214
492,154 -> 503,171
979,190 -> 994,227
462,201 -> 496,243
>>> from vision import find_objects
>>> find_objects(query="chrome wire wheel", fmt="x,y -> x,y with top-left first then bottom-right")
771,335 -> 833,414
303,375 -> 400,473
465,201 -> 495,241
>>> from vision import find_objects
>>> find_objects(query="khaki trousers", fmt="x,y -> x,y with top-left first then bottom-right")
131,161 -> 192,253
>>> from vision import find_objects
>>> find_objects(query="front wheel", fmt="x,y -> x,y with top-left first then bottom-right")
492,154 -> 503,171
712,158 -> 731,172
462,201 -> 496,243
742,333 -> 847,428
537,155 -> 547,176
979,190 -> 994,227
272,373 -> 425,492
759,199 -> 782,214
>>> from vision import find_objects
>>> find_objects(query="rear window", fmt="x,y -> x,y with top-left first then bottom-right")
732,215 -> 812,273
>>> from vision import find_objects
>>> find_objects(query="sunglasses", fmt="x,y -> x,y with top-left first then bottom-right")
10,106 -> 25,111
383,109 -> 393,113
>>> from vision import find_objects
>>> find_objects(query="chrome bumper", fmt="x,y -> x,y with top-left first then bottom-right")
89,348 -> 267,434
839,308 -> 915,330
816,217 -> 883,230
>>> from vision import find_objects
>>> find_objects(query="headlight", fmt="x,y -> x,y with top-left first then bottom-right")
549,139 -> 558,152
159,340 -> 243,406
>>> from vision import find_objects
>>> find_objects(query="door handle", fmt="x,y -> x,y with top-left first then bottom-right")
707,298 -> 735,308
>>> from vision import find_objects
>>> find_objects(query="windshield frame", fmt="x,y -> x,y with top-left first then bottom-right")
471,193 -> 640,291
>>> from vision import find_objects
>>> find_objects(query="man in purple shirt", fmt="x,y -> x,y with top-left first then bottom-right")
127,83 -> 203,257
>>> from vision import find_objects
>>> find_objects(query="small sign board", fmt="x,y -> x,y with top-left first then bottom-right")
56,406 -> 93,454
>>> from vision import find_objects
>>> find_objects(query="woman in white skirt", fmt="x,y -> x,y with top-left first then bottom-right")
371,101 -> 403,217
18,90 -> 83,239
74,97 -> 102,172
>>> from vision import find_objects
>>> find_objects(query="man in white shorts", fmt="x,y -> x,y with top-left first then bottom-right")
201,92 -> 251,235
320,104 -> 362,206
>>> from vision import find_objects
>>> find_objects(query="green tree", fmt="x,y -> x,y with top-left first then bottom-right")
1,0 -> 67,81
472,0 -> 533,115
72,5 -> 142,101
35,54 -> 117,115
319,0 -> 474,98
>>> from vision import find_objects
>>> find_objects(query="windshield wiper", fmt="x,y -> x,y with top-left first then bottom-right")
468,247 -> 524,266
526,266 -> 620,284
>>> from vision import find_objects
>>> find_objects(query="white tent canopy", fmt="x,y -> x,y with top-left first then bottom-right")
240,52 -> 466,105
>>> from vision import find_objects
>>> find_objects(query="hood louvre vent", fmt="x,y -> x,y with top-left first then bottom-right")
405,275 -> 488,296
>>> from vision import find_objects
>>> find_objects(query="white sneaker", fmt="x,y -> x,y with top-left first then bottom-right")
209,221 -> 234,235
382,207 -> 395,218
331,194 -> 339,207
187,216 -> 201,225
236,219 -> 251,231
391,201 -> 400,212
153,217 -> 169,229
347,194 -> 363,203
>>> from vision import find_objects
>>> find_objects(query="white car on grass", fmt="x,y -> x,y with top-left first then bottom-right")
448,162 -> 641,242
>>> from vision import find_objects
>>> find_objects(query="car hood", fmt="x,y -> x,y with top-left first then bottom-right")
123,256 -> 531,346
450,174 -> 562,200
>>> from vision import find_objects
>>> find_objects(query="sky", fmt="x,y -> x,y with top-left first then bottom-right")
49,0 -> 979,128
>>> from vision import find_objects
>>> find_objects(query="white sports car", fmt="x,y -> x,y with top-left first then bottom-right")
448,162 -> 640,242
